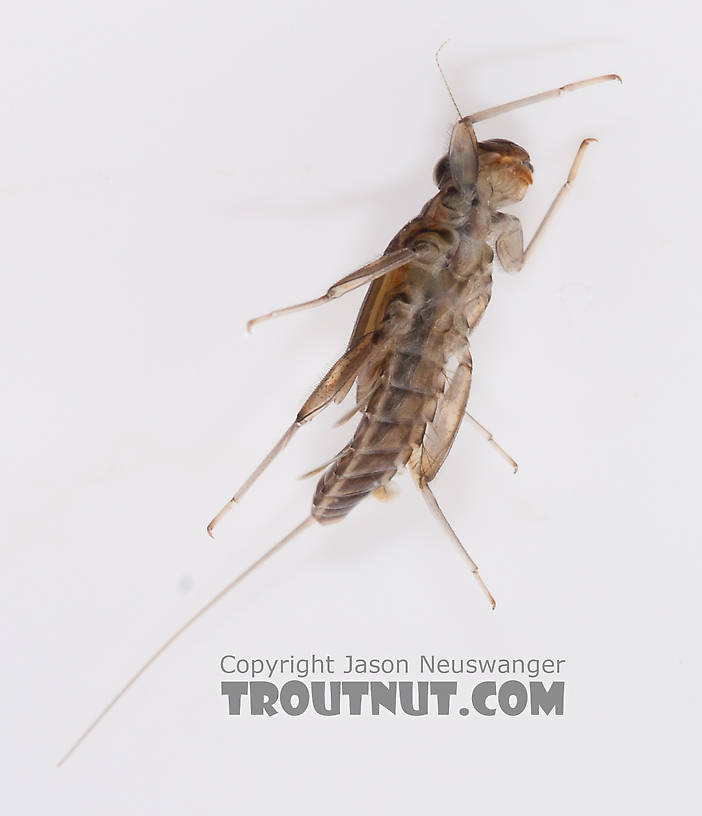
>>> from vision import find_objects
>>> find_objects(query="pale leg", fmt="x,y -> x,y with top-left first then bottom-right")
247,247 -> 415,331
207,331 -> 377,536
467,74 -> 621,125
495,139 -> 599,273
465,412 -> 518,473
523,138 -> 598,265
420,481 -> 496,609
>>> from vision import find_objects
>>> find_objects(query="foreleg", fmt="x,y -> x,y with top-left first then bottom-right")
494,138 -> 598,273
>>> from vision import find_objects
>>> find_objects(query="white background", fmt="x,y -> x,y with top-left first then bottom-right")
3,1 -> 700,813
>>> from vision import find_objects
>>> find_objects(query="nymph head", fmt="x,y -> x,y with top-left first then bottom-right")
434,136 -> 533,207
476,138 -> 533,205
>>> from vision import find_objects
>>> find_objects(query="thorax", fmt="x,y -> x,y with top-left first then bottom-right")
392,185 -> 498,336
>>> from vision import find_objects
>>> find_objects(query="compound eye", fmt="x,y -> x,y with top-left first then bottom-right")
433,156 -> 450,186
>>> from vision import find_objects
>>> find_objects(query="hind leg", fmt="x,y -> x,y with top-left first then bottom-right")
419,479 -> 496,609
207,332 -> 377,536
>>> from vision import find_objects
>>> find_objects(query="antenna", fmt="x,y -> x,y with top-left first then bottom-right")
435,40 -> 462,119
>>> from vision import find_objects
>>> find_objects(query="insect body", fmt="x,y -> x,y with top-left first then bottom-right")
313,139 -> 529,527
59,68 -> 619,765
305,138 -> 534,606
207,72 -> 619,607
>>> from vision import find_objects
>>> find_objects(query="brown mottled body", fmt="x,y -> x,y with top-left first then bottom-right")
313,141 -> 530,522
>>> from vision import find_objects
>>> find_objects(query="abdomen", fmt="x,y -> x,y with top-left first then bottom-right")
312,308 -> 449,523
